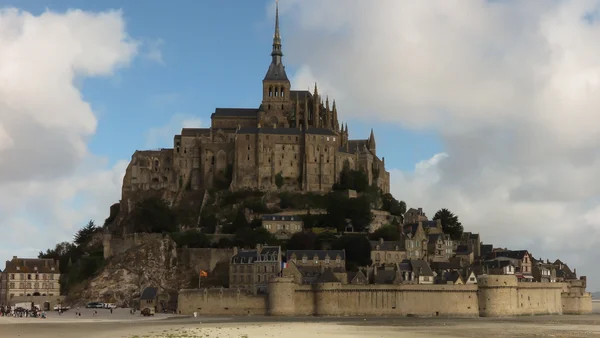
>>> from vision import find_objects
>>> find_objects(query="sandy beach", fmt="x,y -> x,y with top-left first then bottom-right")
2,306 -> 600,338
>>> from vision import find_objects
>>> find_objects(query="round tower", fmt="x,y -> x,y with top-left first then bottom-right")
478,275 -> 518,317
267,276 -> 295,316
314,282 -> 342,316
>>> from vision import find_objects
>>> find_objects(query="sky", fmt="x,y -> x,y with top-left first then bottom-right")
0,0 -> 599,290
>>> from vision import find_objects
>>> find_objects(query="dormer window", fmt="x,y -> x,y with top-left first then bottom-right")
302,256 -> 307,264
16,267 -> 20,271
376,245 -> 380,250
325,257 -> 330,264
314,256 -> 319,264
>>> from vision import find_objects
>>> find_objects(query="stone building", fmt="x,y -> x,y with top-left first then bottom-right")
404,208 -> 428,224
284,250 -> 346,284
370,238 -> 406,266
261,214 -> 303,240
0,269 -> 5,306
403,223 -> 428,260
460,232 -> 481,258
3,256 -> 61,304
229,245 -> 282,294
120,1 -> 390,204
426,233 -> 454,262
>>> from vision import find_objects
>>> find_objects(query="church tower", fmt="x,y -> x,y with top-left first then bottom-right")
261,0 -> 291,128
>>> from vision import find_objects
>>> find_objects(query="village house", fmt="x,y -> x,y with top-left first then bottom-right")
3,256 -> 61,305
481,257 -> 517,276
403,208 -> 428,224
460,232 -> 482,258
427,233 -> 454,262
402,223 -> 428,260
229,245 -> 282,294
261,214 -> 303,240
284,250 -> 346,284
347,270 -> 369,285
532,259 -> 557,283
421,220 -> 444,235
455,245 -> 475,265
552,259 -> 577,282
488,250 -> 534,282
370,238 -> 406,266
0,269 -> 5,306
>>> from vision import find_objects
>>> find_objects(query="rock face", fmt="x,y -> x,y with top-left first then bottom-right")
78,235 -> 192,307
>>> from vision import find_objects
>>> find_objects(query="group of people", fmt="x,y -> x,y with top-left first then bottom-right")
0,305 -> 47,318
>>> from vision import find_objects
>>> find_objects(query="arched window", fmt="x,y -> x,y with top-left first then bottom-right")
269,86 -> 273,97
275,87 -> 279,97
280,88 -> 284,97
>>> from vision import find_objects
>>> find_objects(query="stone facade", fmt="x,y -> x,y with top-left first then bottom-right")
119,2 -> 390,204
261,214 -> 303,240
178,275 -> 591,317
2,257 -> 61,305
229,245 -> 282,294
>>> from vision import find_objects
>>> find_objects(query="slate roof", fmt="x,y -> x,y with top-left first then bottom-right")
231,246 -> 280,263
287,250 -> 345,261
305,128 -> 336,136
402,224 -> 421,237
409,259 -> 434,277
456,245 -> 472,255
181,128 -> 211,137
262,214 -> 302,222
480,244 -> 493,257
347,270 -> 367,284
374,270 -> 397,284
347,140 -> 367,153
446,271 -> 463,283
315,269 -> 341,283
291,90 -> 312,101
264,61 -> 288,81
211,108 -> 259,118
370,240 -> 404,251
4,257 -> 59,274
430,261 -> 462,271
237,127 -> 302,135
421,220 -> 440,229
493,250 -> 529,260
427,234 -> 444,243
140,287 -> 158,300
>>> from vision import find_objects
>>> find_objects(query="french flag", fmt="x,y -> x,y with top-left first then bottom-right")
281,262 -> 288,269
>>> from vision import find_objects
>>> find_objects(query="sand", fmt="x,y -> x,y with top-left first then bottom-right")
2,304 -> 600,338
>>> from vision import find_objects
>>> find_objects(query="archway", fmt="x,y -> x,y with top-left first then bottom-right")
33,292 -> 40,296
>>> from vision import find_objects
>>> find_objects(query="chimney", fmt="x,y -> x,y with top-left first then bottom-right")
233,247 -> 239,256
574,268 -> 577,277
12,256 -> 16,260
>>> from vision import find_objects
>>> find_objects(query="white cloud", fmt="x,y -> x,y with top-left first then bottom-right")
141,38 -> 164,64
0,8 -> 137,260
145,114 -> 202,149
282,0 -> 600,289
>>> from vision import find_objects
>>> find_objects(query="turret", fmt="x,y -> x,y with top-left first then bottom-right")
368,128 -> 376,155
262,0 -> 290,111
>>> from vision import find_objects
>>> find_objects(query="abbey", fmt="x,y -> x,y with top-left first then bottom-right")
122,3 -> 390,196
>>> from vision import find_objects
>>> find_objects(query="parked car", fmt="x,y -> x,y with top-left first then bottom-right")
141,307 -> 155,316
103,303 -> 117,309
85,302 -> 104,309
53,304 -> 70,311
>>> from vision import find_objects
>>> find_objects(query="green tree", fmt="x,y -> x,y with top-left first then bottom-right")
433,208 -> 464,240
288,232 -> 318,250
234,227 -> 278,248
347,195 -> 373,232
73,220 -> 99,247
332,235 -> 371,270
368,224 -> 400,241
223,208 -> 249,234
131,197 -> 178,233
381,193 -> 406,217
275,171 -> 284,189
325,192 -> 349,231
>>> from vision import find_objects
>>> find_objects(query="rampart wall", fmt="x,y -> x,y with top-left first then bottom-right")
178,275 -> 591,317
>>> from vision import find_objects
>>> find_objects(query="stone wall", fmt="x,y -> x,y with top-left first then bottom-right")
178,248 -> 234,274
103,233 -> 165,259
9,295 -> 65,308
178,275 -> 591,317
178,288 -> 266,315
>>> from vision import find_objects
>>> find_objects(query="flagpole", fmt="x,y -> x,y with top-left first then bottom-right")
198,270 -> 201,289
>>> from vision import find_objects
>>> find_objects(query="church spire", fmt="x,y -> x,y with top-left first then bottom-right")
263,0 -> 288,82
271,0 -> 282,64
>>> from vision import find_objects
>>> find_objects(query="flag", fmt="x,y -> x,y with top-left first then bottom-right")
281,262 -> 288,269
199,270 -> 208,277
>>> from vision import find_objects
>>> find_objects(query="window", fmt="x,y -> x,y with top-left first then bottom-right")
302,256 -> 307,264
325,258 -> 330,264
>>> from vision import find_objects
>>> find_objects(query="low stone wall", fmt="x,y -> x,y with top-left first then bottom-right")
9,295 -> 66,308
516,283 -> 563,315
178,288 -> 266,315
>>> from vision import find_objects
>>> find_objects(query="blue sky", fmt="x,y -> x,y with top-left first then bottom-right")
2,0 -> 600,289
1,0 -> 443,173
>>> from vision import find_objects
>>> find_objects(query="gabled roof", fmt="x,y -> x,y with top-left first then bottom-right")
347,270 -> 367,284
140,287 -> 158,300
231,250 -> 258,263
446,271 -> 463,283
315,269 -> 341,283
370,240 -> 404,251
373,270 -> 397,284
409,260 -> 434,277
287,250 -> 345,261
430,261 -> 462,271
4,257 -> 59,274
494,250 -> 529,260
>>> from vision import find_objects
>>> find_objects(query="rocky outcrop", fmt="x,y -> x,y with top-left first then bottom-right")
76,235 -> 193,307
